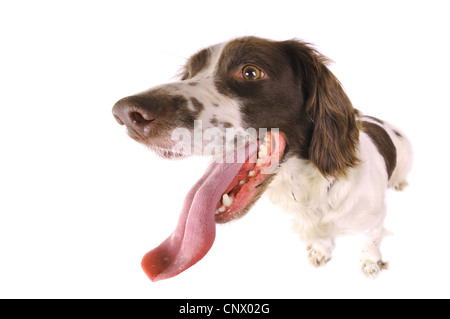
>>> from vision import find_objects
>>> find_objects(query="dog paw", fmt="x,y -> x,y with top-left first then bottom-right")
361,260 -> 388,279
307,245 -> 331,268
393,181 -> 408,191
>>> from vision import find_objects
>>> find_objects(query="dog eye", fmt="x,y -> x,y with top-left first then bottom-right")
241,65 -> 264,80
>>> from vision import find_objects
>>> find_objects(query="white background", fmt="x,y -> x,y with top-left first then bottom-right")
1,0 -> 449,298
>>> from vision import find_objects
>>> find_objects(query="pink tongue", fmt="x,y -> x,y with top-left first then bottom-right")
141,159 -> 246,281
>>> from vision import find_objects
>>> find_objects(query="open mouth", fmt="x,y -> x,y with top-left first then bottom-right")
141,131 -> 286,281
213,132 -> 285,223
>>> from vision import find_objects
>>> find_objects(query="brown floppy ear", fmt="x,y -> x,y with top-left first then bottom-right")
283,40 -> 361,178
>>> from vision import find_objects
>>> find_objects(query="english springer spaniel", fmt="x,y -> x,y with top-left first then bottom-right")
112,36 -> 413,281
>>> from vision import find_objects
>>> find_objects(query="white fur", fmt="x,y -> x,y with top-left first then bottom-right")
266,120 -> 412,277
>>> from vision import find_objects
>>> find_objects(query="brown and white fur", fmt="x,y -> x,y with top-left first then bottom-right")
113,36 -> 413,278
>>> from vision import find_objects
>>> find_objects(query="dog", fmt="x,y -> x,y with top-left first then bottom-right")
112,36 -> 413,281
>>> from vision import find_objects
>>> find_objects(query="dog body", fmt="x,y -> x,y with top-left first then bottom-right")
266,116 -> 411,275
113,37 -> 412,280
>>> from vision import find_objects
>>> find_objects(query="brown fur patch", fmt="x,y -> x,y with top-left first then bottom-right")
393,129 -> 402,138
210,116 -> 218,126
189,97 -> 204,114
214,37 -> 360,178
362,121 -> 397,179
183,48 -> 211,79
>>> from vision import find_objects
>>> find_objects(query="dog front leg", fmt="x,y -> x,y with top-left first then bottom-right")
306,238 -> 335,267
361,220 -> 388,279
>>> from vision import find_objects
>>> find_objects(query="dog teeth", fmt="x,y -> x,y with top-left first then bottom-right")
256,158 -> 264,167
222,194 -> 233,207
218,205 -> 226,213
239,180 -> 246,186
248,170 -> 255,177
258,144 -> 268,158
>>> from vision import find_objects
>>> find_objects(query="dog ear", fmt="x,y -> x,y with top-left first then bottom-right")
283,40 -> 361,178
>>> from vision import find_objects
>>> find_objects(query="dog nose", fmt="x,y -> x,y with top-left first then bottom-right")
112,95 -> 157,137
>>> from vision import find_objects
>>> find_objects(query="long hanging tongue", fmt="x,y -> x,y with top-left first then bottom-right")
141,145 -> 257,282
